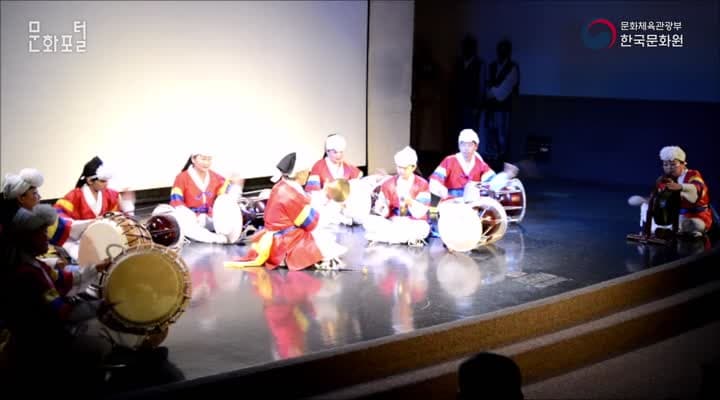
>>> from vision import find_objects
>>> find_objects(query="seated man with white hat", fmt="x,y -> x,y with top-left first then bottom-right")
363,146 -> 432,246
225,152 -> 347,270
429,129 -> 519,201
628,145 -> 713,237
305,133 -> 363,192
1,168 -> 84,267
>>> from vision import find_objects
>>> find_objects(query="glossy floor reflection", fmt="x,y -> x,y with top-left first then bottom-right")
139,181 -> 715,387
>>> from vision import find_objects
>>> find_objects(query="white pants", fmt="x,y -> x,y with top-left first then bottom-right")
363,215 -> 430,244
639,202 -> 706,234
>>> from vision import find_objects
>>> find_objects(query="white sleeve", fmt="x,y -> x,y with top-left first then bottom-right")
681,183 -> 699,203
490,65 -> 518,102
408,200 -> 430,219
429,179 -> 449,198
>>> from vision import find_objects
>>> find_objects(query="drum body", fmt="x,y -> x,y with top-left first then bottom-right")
343,178 -> 373,225
144,214 -> 182,248
437,197 -> 508,252
78,212 -> 152,267
213,193 -> 244,243
99,243 -> 191,348
495,178 -> 526,223
463,178 -> 527,223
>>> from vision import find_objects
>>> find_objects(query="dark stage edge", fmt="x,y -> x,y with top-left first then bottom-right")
100,179 -> 718,398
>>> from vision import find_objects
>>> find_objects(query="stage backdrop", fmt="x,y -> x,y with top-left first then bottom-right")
1,1 -> 368,199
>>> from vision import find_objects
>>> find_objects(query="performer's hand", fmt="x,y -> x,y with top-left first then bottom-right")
665,182 -> 682,191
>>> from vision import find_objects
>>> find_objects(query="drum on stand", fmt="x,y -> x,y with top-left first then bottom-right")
97,243 -> 191,349
495,178 -> 526,223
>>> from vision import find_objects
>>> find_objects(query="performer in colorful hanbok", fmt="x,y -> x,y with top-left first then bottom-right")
0,204 -> 112,384
363,146 -> 432,246
53,157 -> 126,260
429,129 -> 518,200
168,150 -> 241,244
225,152 -> 347,270
1,169 -> 80,267
628,145 -> 713,237
305,134 -> 362,192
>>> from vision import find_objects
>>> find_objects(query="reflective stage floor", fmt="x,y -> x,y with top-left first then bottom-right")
109,180 -> 717,395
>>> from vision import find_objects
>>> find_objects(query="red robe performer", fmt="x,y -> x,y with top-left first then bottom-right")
306,134 -> 362,192
225,152 -> 346,270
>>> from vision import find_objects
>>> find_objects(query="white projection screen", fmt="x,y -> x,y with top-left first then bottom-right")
1,1 -> 368,199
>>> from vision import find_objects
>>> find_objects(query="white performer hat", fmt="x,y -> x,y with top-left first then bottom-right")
394,146 -> 418,167
325,134 -> 347,152
458,129 -> 480,144
11,204 -> 58,232
659,146 -> 686,163
191,145 -> 214,158
2,168 -> 44,199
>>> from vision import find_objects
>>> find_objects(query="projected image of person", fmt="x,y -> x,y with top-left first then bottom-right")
225,152 -> 347,271
480,39 -> 520,163
363,146 -> 432,246
168,150 -> 243,244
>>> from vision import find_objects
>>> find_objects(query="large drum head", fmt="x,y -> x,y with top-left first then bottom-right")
78,220 -> 126,267
78,214 -> 152,267
102,244 -> 191,334
437,201 -> 484,252
213,193 -> 243,243
343,179 -> 373,224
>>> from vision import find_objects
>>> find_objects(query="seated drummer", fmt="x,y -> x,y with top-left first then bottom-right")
1,168 -> 79,267
362,146 -> 432,246
629,145 -> 713,237
429,129 -> 497,201
169,149 -> 245,244
305,133 -> 363,192
53,156 -> 127,260
0,204 -> 112,387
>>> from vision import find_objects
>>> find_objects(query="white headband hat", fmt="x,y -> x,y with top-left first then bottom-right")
92,163 -> 113,181
659,146 -> 686,163
2,168 -> 44,199
325,134 -> 347,152
458,129 -> 480,144
11,204 -> 58,232
191,145 -> 214,158
394,146 -> 418,167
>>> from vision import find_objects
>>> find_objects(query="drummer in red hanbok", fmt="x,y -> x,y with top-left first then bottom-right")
429,129 -> 518,201
628,145 -> 713,237
363,146 -> 432,246
168,150 -> 241,244
225,152 -> 347,271
53,156 -> 125,260
305,134 -> 362,192
1,204 -> 112,376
